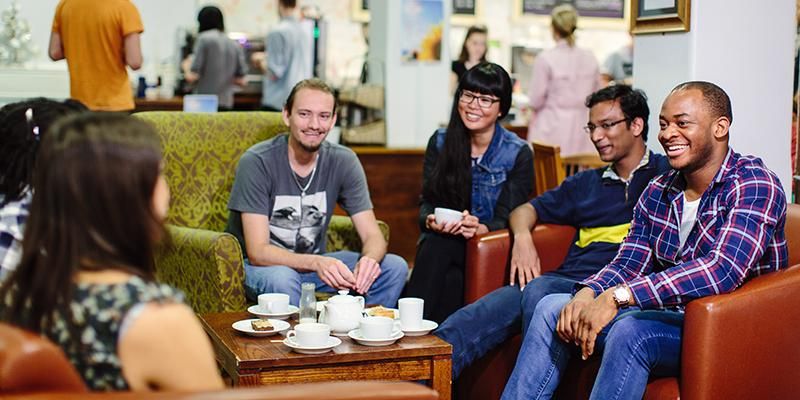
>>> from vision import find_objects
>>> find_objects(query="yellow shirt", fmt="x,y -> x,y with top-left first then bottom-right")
52,0 -> 143,111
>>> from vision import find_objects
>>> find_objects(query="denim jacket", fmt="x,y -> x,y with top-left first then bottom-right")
428,123 -> 531,227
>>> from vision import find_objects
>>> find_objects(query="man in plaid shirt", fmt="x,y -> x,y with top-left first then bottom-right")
502,81 -> 788,400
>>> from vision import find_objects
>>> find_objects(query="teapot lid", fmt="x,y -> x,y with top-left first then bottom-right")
328,289 -> 356,304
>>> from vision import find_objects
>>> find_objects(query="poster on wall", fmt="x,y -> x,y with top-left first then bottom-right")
520,0 -> 624,19
400,0 -> 444,62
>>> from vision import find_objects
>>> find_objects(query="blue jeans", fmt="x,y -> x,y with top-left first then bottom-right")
434,274 -> 578,378
501,293 -> 683,400
243,250 -> 407,308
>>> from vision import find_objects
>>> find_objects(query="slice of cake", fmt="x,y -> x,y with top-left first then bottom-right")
367,306 -> 395,319
251,319 -> 274,331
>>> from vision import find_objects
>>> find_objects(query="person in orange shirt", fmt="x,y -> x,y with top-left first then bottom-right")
48,0 -> 144,112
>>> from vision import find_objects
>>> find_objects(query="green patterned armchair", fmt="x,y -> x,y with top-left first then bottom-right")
134,112 -> 388,314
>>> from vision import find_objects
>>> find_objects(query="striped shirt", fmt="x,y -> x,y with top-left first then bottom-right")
0,191 -> 31,283
580,148 -> 788,309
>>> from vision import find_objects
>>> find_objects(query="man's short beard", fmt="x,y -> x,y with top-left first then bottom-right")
299,141 -> 322,153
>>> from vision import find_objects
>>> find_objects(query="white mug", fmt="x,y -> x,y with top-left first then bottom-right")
258,293 -> 290,314
286,322 -> 330,347
434,207 -> 463,225
360,316 -> 394,339
398,297 -> 424,330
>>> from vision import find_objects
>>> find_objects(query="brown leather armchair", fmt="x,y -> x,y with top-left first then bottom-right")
458,203 -> 800,400
0,323 -> 438,400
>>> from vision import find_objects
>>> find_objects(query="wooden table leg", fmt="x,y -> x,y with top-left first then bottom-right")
431,355 -> 452,400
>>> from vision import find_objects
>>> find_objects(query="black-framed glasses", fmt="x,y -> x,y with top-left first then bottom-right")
459,91 -> 500,109
583,118 -> 627,134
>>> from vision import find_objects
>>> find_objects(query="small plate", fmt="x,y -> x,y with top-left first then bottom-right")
247,304 -> 299,320
283,336 -> 342,354
400,319 -> 438,336
348,329 -> 404,346
231,318 -> 290,337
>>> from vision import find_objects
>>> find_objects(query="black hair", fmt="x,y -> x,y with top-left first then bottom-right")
671,81 -> 733,123
0,98 -> 87,206
585,85 -> 650,141
198,6 -> 224,33
423,62 -> 512,211
279,0 -> 297,8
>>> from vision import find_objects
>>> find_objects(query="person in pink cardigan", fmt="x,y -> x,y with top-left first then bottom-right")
527,4 -> 600,157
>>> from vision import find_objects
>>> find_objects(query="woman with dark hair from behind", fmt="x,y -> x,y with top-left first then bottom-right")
0,98 -> 87,281
450,25 -> 488,93
405,63 -> 534,323
0,113 -> 224,391
183,5 -> 247,110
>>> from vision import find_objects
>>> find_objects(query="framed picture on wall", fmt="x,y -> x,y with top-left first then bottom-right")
630,0 -> 691,34
351,0 -> 369,22
452,0 -> 482,26
512,0 -> 628,31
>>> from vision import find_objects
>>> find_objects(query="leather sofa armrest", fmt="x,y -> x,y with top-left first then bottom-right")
681,264 -> 800,400
464,224 -> 575,304
6,381 -> 439,400
156,225 -> 247,314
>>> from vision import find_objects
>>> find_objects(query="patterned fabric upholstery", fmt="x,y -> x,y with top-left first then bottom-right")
134,112 -> 388,314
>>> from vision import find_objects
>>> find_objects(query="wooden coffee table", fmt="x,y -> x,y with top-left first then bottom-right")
199,312 -> 453,400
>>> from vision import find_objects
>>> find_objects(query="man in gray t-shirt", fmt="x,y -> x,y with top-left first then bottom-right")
226,78 -> 406,307
259,0 -> 312,111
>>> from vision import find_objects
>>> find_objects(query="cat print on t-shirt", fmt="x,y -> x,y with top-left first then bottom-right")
269,192 -> 327,254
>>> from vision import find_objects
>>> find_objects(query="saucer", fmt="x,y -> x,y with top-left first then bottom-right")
400,319 -> 438,336
283,336 -> 342,354
247,304 -> 299,320
348,329 -> 404,346
231,318 -> 290,337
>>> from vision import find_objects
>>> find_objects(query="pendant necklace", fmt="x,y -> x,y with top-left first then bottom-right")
291,154 -> 319,197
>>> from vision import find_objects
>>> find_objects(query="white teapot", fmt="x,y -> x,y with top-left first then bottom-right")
321,290 -> 365,335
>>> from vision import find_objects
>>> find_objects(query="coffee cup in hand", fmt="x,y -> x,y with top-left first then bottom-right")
434,207 -> 462,225
398,297 -> 424,330
258,293 -> 290,314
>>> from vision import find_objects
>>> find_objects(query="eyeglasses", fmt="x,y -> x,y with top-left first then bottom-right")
583,118 -> 627,134
459,91 -> 500,109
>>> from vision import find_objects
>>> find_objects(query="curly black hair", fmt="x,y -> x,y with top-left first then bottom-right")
0,97 -> 87,206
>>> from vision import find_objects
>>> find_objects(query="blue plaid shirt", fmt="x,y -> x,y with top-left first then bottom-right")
0,191 -> 31,282
581,148 -> 788,309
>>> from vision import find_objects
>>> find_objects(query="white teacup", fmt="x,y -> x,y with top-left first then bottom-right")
258,293 -> 290,314
360,316 -> 394,339
434,207 -> 463,225
286,322 -> 330,347
398,297 -> 424,330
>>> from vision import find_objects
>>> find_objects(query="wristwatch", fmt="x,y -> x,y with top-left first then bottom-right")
612,285 -> 631,308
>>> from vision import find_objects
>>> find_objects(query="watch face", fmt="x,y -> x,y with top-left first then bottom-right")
613,287 -> 630,306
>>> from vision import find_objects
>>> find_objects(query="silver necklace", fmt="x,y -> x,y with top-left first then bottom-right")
291,155 -> 319,196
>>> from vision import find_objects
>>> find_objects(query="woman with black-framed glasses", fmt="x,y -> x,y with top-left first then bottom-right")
405,62 -> 534,323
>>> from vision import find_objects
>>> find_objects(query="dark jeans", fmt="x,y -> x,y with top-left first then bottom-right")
434,274 -> 578,378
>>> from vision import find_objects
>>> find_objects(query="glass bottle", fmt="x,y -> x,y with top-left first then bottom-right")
299,282 -> 317,324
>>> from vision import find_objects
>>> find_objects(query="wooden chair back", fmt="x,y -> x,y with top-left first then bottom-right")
531,141 -> 566,197
562,152 -> 607,177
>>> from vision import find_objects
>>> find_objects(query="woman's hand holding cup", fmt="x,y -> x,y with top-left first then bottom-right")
426,207 -> 464,235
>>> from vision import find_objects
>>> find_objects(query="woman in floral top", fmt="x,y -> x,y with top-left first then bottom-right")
0,113 -> 223,391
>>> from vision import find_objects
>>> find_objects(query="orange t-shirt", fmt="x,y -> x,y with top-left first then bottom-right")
52,0 -> 143,111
